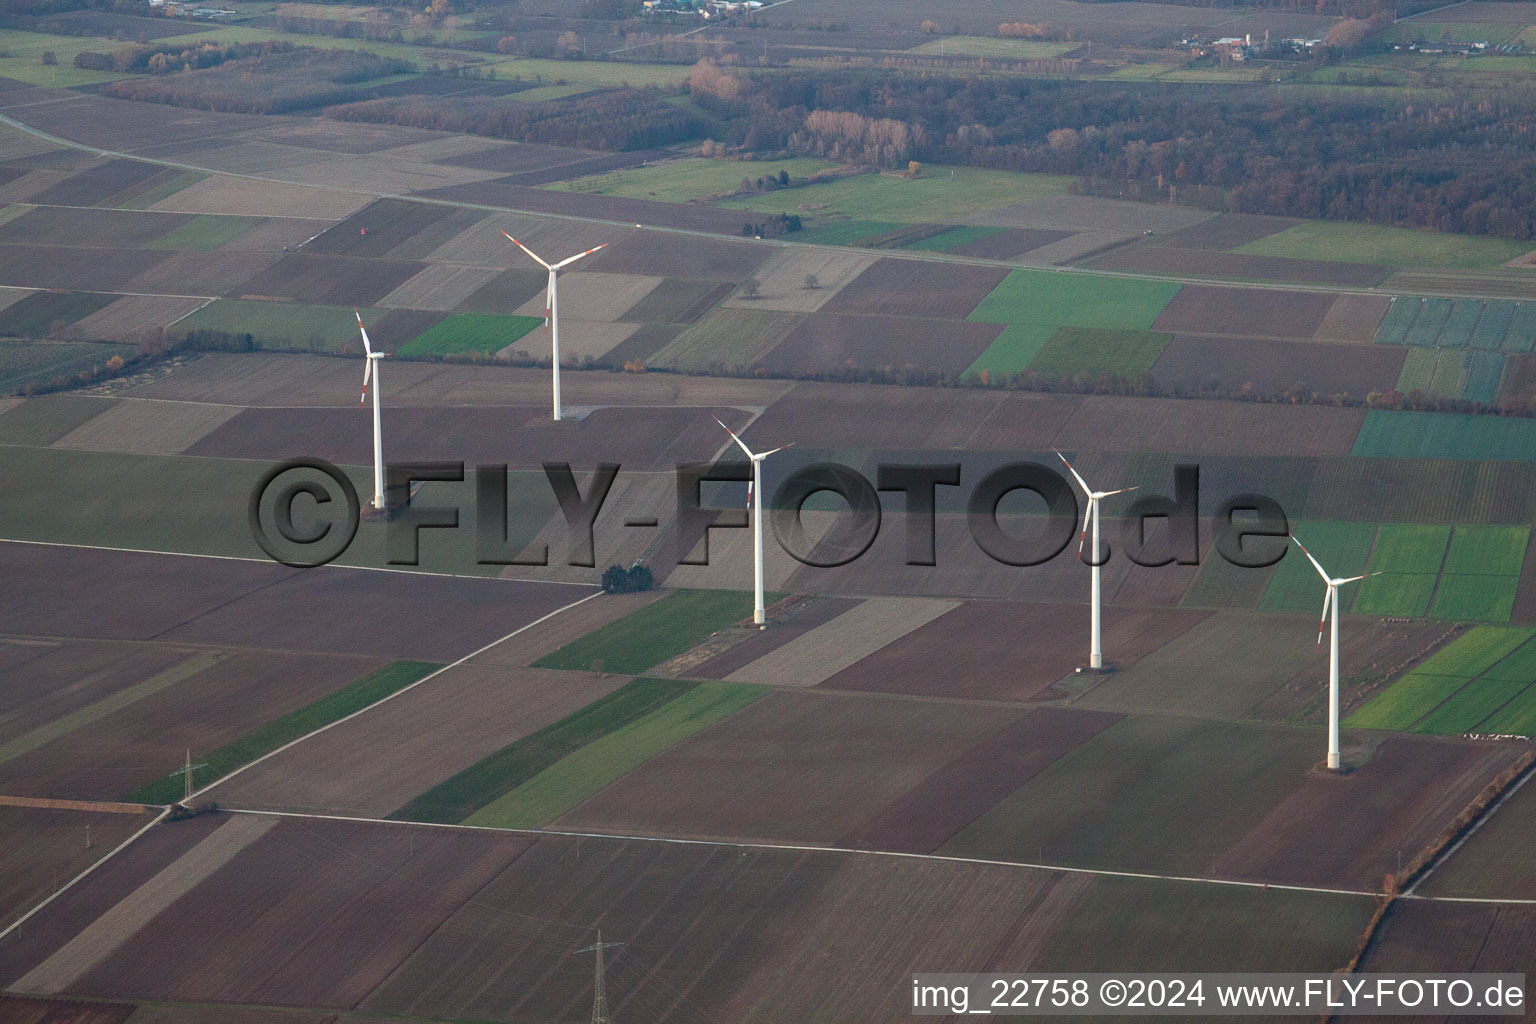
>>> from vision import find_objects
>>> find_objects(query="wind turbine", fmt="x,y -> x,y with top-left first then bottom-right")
355,308 -> 386,510
1292,534 -> 1380,771
500,231 -> 608,421
717,418 -> 792,628
1055,450 -> 1137,671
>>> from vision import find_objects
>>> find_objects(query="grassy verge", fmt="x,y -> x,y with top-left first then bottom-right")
389,676 -> 695,824
123,659 -> 440,804
534,588 -> 767,674
464,681 -> 766,828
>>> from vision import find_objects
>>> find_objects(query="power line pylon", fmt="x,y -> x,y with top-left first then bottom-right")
577,930 -> 624,1024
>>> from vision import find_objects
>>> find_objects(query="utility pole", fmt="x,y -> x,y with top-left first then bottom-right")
578,931 -> 624,1024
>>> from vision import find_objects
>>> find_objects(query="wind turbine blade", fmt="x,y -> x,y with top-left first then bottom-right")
1291,535 -> 1332,583
714,417 -> 755,459
1335,571 -> 1383,585
758,442 -> 795,458
1053,448 -> 1092,496
1097,486 -> 1140,498
500,230 -> 551,269
554,242 -> 609,269
1317,586 -> 1332,647
359,357 -> 371,406
544,277 -> 552,330
1078,496 -> 1095,554
354,307 -> 372,355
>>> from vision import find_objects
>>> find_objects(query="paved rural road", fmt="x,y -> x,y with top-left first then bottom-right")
0,107 -> 1502,304
216,805 -> 1536,907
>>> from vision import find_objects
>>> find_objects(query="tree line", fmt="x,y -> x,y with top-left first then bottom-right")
327,87 -> 694,150
102,48 -> 413,115
692,68 -> 1536,239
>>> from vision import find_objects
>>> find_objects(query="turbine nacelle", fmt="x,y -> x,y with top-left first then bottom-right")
716,417 -> 793,463
1053,449 -> 1138,554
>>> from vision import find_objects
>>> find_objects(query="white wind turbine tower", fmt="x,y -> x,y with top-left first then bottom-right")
1292,534 -> 1380,771
1055,450 -> 1137,671
355,308 -> 386,510
501,230 -> 608,421
718,418 -> 792,628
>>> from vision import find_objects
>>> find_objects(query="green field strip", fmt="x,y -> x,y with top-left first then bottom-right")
1427,349 -> 1468,398
1470,300 -> 1515,350
1346,672 -> 1470,730
1444,524 -> 1529,576
722,168 -> 1072,226
397,313 -> 540,356
1367,523 -> 1451,574
462,681 -> 767,829
119,170 -> 209,211
898,225 -> 1008,253
1416,625 -> 1535,677
1430,574 -> 1521,622
1436,298 -> 1483,348
146,215 -> 264,252
1479,636 -> 1536,682
1351,572 -> 1440,617
1405,298 -> 1453,347
1374,297 -> 1419,344
1394,345 -> 1439,392
534,589 -> 770,675
1236,221 -> 1532,270
180,299 -> 360,351
0,292 -> 117,339
0,652 -> 225,767
1351,410 -> 1536,462
1477,684 -> 1536,735
1027,327 -> 1171,379
1413,676 -> 1535,735
1463,351 -> 1506,406
963,323 -> 1056,380
1383,22 -> 1523,43
388,677 -> 696,824
123,660 -> 440,804
1351,524 -> 1450,616
1504,302 -> 1536,352
967,270 -> 1181,331
1259,520 -> 1378,612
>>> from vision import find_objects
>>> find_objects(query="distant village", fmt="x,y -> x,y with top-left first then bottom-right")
1182,30 -> 1524,59
146,0 -> 236,18
642,0 -> 769,17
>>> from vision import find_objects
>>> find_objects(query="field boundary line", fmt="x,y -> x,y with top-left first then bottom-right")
191,589 -> 604,803
0,807 -> 167,944
0,538 -> 595,587
220,806 -> 1385,901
